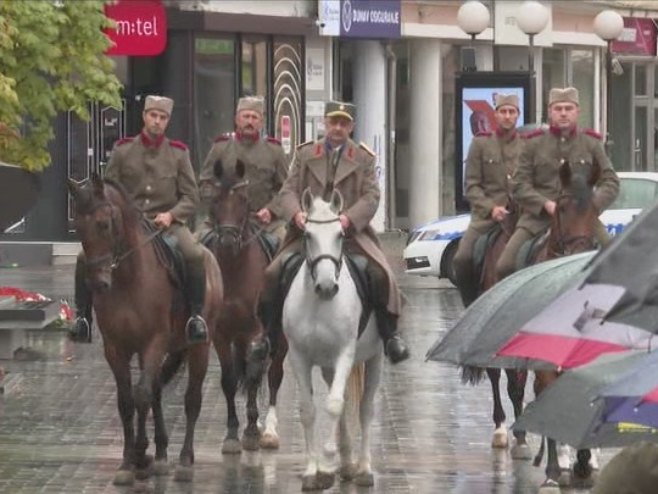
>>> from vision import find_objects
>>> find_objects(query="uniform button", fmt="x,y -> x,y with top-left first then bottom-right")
146,185 -> 152,192
145,199 -> 150,205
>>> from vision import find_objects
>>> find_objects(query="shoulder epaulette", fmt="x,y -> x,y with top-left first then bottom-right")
266,136 -> 281,145
359,141 -> 375,157
169,140 -> 188,151
296,140 -> 313,149
115,137 -> 134,146
522,128 -> 545,139
475,131 -> 493,137
214,133 -> 232,143
582,128 -> 603,140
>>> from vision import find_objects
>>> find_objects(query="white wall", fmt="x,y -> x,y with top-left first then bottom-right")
179,0 -> 315,17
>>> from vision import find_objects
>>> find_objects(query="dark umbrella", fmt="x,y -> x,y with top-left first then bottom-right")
426,251 -> 595,370
0,162 -> 40,232
498,195 -> 658,369
513,351 -> 658,449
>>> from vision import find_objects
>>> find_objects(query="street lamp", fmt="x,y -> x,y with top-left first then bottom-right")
456,1 -> 490,72
517,1 -> 549,123
593,9 -> 624,151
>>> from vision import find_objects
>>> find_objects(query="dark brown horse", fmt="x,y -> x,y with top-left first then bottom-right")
207,160 -> 288,453
470,200 -> 531,459
528,161 -> 602,491
67,175 -> 223,485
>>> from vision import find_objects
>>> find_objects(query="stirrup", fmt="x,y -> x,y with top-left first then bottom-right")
185,315 -> 209,344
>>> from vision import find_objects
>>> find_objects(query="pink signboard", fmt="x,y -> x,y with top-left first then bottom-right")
105,0 -> 167,56
611,17 -> 657,56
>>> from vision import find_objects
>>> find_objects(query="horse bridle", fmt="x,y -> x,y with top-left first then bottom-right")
551,192 -> 596,256
304,216 -> 344,279
83,202 -> 161,271
211,180 -> 263,251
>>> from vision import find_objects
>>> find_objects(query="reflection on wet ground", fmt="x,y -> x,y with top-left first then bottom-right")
0,262 -> 613,493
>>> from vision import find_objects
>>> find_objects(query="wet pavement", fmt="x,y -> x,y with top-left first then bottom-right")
0,239 -> 616,493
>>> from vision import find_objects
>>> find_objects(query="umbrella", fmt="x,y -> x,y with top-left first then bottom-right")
513,351 -> 658,449
426,251 -> 595,370
498,194 -> 658,369
0,162 -> 40,232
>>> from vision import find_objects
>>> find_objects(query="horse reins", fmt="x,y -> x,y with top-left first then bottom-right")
550,193 -> 595,256
305,216 -> 344,277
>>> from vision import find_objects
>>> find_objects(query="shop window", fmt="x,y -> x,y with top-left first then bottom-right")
571,49 -> 594,128
194,37 -> 236,164
241,38 -> 268,101
636,64 -> 647,96
541,48 -> 566,123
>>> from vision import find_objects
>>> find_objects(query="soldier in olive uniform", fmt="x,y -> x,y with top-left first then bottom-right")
496,87 -> 620,280
255,101 -> 409,364
197,96 -> 289,246
453,94 -> 524,307
70,96 -> 209,344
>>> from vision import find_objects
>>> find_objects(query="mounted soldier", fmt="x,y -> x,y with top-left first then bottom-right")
70,95 -> 209,344
255,101 -> 410,364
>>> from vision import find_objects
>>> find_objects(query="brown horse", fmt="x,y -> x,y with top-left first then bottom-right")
469,200 -> 531,459
67,175 -> 223,485
207,160 -> 288,453
528,161 -> 602,491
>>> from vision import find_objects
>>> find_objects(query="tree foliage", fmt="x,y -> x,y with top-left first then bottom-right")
0,0 -> 122,171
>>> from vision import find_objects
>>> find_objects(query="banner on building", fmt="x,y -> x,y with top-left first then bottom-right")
611,18 -> 657,57
318,0 -> 401,39
105,0 -> 167,56
455,72 -> 532,212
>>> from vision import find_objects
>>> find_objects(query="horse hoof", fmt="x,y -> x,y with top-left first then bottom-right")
354,471 -> 375,487
316,471 -> 335,490
259,432 -> 280,450
135,456 -> 154,480
301,474 -> 319,491
339,463 -> 357,481
491,428 -> 509,449
242,434 -> 261,451
571,469 -> 597,489
174,464 -> 194,482
511,443 -> 533,460
154,459 -> 169,476
112,469 -> 135,486
222,438 -> 242,455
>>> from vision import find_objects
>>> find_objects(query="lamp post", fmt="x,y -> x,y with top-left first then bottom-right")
517,1 -> 549,123
457,1 -> 490,71
594,10 -> 624,153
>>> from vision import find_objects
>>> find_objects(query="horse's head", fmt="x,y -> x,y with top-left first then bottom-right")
67,175 -> 131,291
211,159 -> 250,256
302,188 -> 344,300
551,161 -> 600,255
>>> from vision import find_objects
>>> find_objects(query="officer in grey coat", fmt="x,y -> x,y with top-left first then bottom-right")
496,87 -> 619,280
71,96 -> 209,344
453,94 -> 524,307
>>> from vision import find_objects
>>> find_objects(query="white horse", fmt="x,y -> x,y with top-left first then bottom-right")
282,189 -> 383,492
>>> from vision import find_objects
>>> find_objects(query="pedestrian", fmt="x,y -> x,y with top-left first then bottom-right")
70,95 -> 209,344
496,87 -> 619,281
255,101 -> 410,364
197,96 -> 289,248
453,93 -> 524,307
592,441 -> 658,494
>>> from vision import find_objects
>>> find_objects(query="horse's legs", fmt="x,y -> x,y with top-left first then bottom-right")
241,333 -> 265,452
151,379 -> 170,476
288,347 -> 319,491
540,438 -> 563,490
105,347 -> 136,486
354,353 -> 383,488
506,369 -> 531,460
486,368 -> 508,448
572,449 -> 596,488
261,334 -> 288,450
173,344 -> 209,482
215,341 -> 241,454
320,367 -> 340,469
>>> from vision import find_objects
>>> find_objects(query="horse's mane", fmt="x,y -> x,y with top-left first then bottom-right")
73,177 -> 141,225
565,172 -> 594,213
308,197 -> 339,222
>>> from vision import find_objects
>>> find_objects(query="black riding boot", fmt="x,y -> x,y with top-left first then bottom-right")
185,262 -> 209,344
456,276 -> 479,308
70,256 -> 93,343
375,308 -> 410,364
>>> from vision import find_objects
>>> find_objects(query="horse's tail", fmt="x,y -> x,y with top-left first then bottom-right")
161,350 -> 186,385
345,363 -> 364,422
460,365 -> 486,385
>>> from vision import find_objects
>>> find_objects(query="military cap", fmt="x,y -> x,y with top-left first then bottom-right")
325,101 -> 356,121
237,96 -> 265,115
144,95 -> 174,115
592,442 -> 658,494
495,93 -> 519,110
548,87 -> 579,106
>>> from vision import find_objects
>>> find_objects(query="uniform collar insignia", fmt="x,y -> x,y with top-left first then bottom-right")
140,131 -> 165,148
496,128 -> 517,140
549,125 -> 577,138
235,131 -> 259,143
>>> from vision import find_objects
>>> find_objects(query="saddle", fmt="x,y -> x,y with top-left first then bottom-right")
145,220 -> 186,288
472,225 -> 504,277
199,222 -> 279,262
279,251 -> 373,336
516,230 -> 549,270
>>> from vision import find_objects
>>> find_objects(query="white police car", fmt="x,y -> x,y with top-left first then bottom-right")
403,172 -> 658,284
